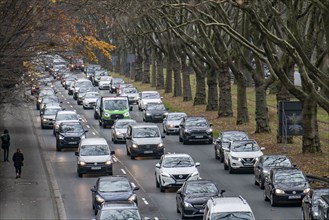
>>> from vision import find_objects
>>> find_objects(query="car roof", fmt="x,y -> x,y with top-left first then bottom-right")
115,119 -> 137,123
45,105 -> 61,109
209,196 -> 253,213
59,121 -> 82,126
80,138 -> 108,145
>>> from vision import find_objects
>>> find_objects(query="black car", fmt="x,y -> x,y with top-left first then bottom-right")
264,167 -> 310,206
302,188 -> 329,220
95,201 -> 146,220
91,176 -> 139,215
55,121 -> 87,152
143,102 -> 168,122
109,77 -> 125,93
179,116 -> 213,144
254,155 -> 294,189
176,179 -> 223,219
214,130 -> 249,162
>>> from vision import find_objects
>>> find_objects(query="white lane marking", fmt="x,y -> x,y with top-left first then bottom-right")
112,157 -> 118,162
71,105 -> 73,108
86,125 -> 90,128
154,217 -> 159,220
92,132 -> 96,135
121,169 -> 126,174
131,182 -> 136,188
64,98 -> 67,101
67,102 -> 70,104
142,198 -> 149,205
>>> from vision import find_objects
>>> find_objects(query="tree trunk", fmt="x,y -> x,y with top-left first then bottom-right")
194,71 -> 206,105
134,54 -> 142,82
206,68 -> 218,111
181,57 -> 192,101
173,57 -> 182,97
218,61 -> 233,117
142,57 -> 151,84
151,48 -> 156,87
236,77 -> 249,124
165,56 -> 173,93
156,57 -> 164,89
302,94 -> 321,153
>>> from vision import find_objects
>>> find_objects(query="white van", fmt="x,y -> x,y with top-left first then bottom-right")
75,138 -> 115,178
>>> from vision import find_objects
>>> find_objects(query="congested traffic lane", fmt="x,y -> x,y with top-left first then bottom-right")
35,75 -> 301,220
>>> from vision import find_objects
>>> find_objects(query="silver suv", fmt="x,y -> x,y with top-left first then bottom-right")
203,196 -> 255,220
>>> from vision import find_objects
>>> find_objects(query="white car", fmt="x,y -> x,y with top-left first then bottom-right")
82,91 -> 100,109
155,153 -> 200,192
98,76 -> 112,90
223,139 -> 264,174
162,112 -> 187,134
137,91 -> 162,111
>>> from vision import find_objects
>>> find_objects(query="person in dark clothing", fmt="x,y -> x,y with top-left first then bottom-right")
12,148 -> 24,178
1,129 -> 10,162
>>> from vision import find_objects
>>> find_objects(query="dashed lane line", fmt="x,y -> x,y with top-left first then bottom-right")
121,169 -> 126,174
142,198 -> 149,205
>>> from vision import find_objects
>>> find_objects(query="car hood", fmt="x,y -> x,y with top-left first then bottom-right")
166,120 -> 181,126
99,191 -> 134,202
273,181 -> 309,190
184,194 -> 217,204
230,151 -> 263,158
142,99 -> 162,104
59,132 -> 84,137
186,126 -> 210,131
162,166 -> 197,175
134,138 -> 162,145
80,155 -> 111,163
146,110 -> 167,114
126,93 -> 139,98
84,97 -> 98,102
116,128 -> 128,134
43,115 -> 56,120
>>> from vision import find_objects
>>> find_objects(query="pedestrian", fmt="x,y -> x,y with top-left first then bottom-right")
12,148 -> 24,178
1,128 -> 10,162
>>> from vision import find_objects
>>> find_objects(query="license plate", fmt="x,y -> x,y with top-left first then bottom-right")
195,136 -> 203,138
144,150 -> 153,154
68,142 -> 77,144
244,163 -> 253,166
288,195 -> 301,199
91,167 -> 101,170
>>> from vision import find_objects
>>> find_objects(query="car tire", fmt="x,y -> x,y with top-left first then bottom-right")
160,182 -> 165,193
176,203 -> 179,213
78,173 -> 83,178
224,162 -> 229,170
156,175 -> 159,188
254,176 -> 258,185
270,193 -> 277,206
264,190 -> 269,201
179,135 -> 182,142
83,106 -> 86,110
220,152 -> 224,163
215,148 -> 219,159
180,208 -> 186,219
229,163 -> 235,174
102,123 -> 107,128
56,143 -> 61,152
130,154 -> 135,160
41,123 -> 45,129
126,147 -> 130,155
260,177 -> 265,189
94,113 -> 98,120
94,209 -> 98,216
208,138 -> 213,144
183,138 -> 188,145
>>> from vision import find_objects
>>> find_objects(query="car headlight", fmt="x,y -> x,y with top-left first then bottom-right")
71,64 -> 74,68
55,123 -> 60,129
161,172 -> 170,177
303,188 -> 310,194
124,112 -> 130,117
59,135 -> 65,140
163,112 -> 168,116
313,211 -> 319,217
231,156 -> 241,161
80,134 -> 86,139
43,118 -> 48,122
146,112 -> 151,116
167,124 -> 174,128
184,129 -> 190,134
105,160 -> 112,165
262,169 -> 270,174
158,143 -> 164,148
78,160 -> 86,166
96,195 -> 105,204
104,112 -> 110,117
206,128 -> 213,134
128,194 -> 137,202
116,131 -> 121,136
132,143 -> 138,148
183,201 -> 193,208
275,189 -> 285,195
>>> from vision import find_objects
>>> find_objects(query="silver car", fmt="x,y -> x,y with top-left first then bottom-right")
163,112 -> 187,134
82,91 -> 100,109
112,119 -> 137,143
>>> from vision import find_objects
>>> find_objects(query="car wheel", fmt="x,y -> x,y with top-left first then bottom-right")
94,209 -> 98,216
183,138 -> 188,145
229,163 -> 235,174
130,154 -> 135,160
179,135 -> 182,142
254,176 -> 258,186
260,177 -> 265,189
41,123 -> 45,129
92,202 -> 95,210
156,175 -> 159,188
56,143 -> 61,152
224,162 -> 229,170
94,113 -> 98,120
102,123 -> 106,128
78,173 -> 83,178
208,138 -> 213,144
180,208 -> 186,219
215,148 -> 219,159
83,106 -> 86,110
270,193 -> 277,206
160,182 -> 165,193
176,202 -> 180,213
220,151 -> 224,163
264,190 -> 269,201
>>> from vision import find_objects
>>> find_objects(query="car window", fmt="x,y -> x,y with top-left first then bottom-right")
133,127 -> 160,138
80,145 -> 109,156
162,156 -> 194,168
262,156 -> 292,167
222,132 -> 248,142
142,92 -> 160,99
122,88 -> 137,94
59,124 -> 83,133
116,121 -> 136,129
99,209 -> 141,220
104,100 -> 128,110
185,118 -> 208,127
146,104 -> 166,110
167,114 -> 185,121
99,179 -> 131,192
185,182 -> 218,195
44,108 -> 60,115
274,171 -> 306,183
231,142 -> 260,152
211,212 -> 254,220
57,113 -> 79,121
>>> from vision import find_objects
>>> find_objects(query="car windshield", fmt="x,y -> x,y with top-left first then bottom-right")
222,132 -> 249,142
76,81 -> 92,87
104,100 -> 129,110
313,189 -> 329,204
262,156 -> 292,167
115,121 -> 137,129
59,124 -> 83,133
162,156 -> 194,168
146,104 -> 166,111
99,178 -> 131,192
44,108 -> 60,115
122,88 -> 137,94
185,118 -> 208,127
211,212 -> 254,220
95,71 -> 107,76
56,113 -> 79,121
133,127 -> 160,138
100,76 -> 111,81
80,145 -> 109,156
113,78 -> 124,84
39,90 -> 55,96
274,170 -> 306,183
99,209 -> 141,220
84,93 -> 99,98
167,114 -> 186,121
185,182 -> 218,195
231,141 -> 260,152
142,92 -> 160,99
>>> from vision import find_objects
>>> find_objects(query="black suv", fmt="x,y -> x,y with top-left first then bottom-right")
55,121 -> 87,151
179,116 -> 213,145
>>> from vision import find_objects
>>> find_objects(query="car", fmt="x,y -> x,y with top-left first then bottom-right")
82,91 -> 100,109
142,102 -> 168,122
95,201 -> 147,220
302,188 -> 329,220
40,105 -> 62,129
254,154 -> 294,189
94,98 -> 101,120
91,176 -> 139,215
36,88 -> 56,110
120,87 -> 139,104
63,77 -> 77,90
318,195 -> 329,220
92,70 -> 108,86
223,139 -> 264,174
264,167 -> 310,206
179,116 -> 213,144
53,110 -> 81,135
137,91 -> 162,111
75,138 -> 115,177
116,83 -> 134,95
125,123 -> 165,160
55,121 -> 87,152
176,179 -> 223,219
163,112 -> 187,135
39,96 -> 61,114
203,196 -> 256,220
85,64 -> 101,80
76,86 -> 97,105
69,57 -> 84,71
214,130 -> 249,162
72,78 -> 93,99
109,77 -> 125,93
98,76 -> 112,90
155,153 -> 200,192
111,119 -> 137,143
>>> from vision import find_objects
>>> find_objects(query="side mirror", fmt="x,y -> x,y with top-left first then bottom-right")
129,106 -> 133,111
90,187 -> 96,193
195,162 -> 200,167
111,150 -> 115,155
260,147 -> 265,151
74,152 -> 79,156
133,186 -> 140,191
161,135 -> 165,138
155,163 -> 160,168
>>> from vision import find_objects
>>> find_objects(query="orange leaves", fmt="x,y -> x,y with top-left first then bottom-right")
84,36 -> 116,61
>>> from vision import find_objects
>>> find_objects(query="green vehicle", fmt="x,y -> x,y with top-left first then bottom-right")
98,96 -> 132,128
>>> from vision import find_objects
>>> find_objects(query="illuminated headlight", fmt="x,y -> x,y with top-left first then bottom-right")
38,99 -> 42,103
59,135 -> 65,140
313,211 -> 319,217
168,124 -> 174,128
43,118 -> 48,122
262,169 -> 270,174
104,113 -> 110,117
184,129 -> 190,134
112,86 -> 115,89
206,128 -> 213,134
71,64 -> 74,68
161,172 -> 170,177
80,134 -> 86,139
78,160 -> 86,166
146,112 -> 151,116
275,189 -> 285,195
231,156 -> 241,161
123,112 -> 130,117
128,194 -> 137,202
81,64 -> 84,67
163,112 -> 168,116
303,188 -> 310,194
96,195 -> 105,204
116,131 -> 121,136
132,143 -> 138,148
158,143 -> 164,148
105,160 -> 112,165
183,201 -> 193,208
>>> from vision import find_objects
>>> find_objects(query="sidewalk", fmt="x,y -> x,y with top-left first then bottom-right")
0,103 -> 59,219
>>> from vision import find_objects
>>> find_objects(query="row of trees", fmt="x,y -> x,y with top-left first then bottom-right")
1,0 -> 328,153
